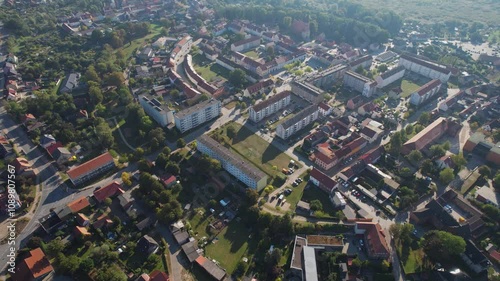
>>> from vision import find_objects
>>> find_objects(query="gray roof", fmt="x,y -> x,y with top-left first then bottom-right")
292,80 -> 324,96
303,246 -> 319,281
251,91 -> 291,112
345,70 -> 374,83
278,104 -> 319,130
62,73 -> 81,91
174,99 -> 220,119
198,135 -> 267,182
379,65 -> 405,79
181,240 -> 200,262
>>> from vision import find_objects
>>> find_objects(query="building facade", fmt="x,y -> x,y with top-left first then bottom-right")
230,36 -> 260,52
67,152 -> 115,186
343,71 -> 377,97
375,65 -> 406,89
409,79 -> 442,106
174,99 -> 221,133
249,91 -> 291,122
276,105 -> 319,139
139,94 -> 175,127
291,81 -> 324,103
197,135 -> 268,190
398,53 -> 451,83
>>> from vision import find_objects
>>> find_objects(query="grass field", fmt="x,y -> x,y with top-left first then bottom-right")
351,0 -> 500,25
302,186 -> 339,217
205,220 -> 258,274
243,50 -> 260,59
192,54 -> 231,82
220,122 -> 299,177
401,79 -> 424,98
402,248 -> 426,274
225,101 -> 238,109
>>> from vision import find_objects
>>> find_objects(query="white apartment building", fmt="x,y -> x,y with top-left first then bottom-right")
375,65 -> 406,89
174,99 -> 221,133
249,91 -> 291,122
398,53 -> 451,83
276,105 -> 319,139
308,64 -> 348,89
197,135 -> 268,190
139,94 -> 175,127
409,79 -> 442,106
170,35 -> 193,65
343,71 -> 377,97
291,81 -> 324,103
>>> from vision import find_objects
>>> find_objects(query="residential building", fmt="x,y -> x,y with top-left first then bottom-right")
398,53 -> 451,83
67,152 -> 115,186
308,64 -> 349,89
343,71 -> 377,97
375,51 -> 398,62
409,79 -> 442,106
346,96 -> 366,110
349,55 -> 373,70
184,55 -> 218,95
318,102 -> 332,117
461,240 -> 490,274
438,90 -> 464,112
93,181 -> 124,203
197,135 -> 268,190
463,132 -> 500,165
170,36 -> 193,65
249,91 -> 291,122
331,192 -> 346,208
60,72 -> 82,93
139,94 -> 175,127
402,117 -> 449,154
52,147 -> 71,165
276,105 -> 319,140
243,78 -> 274,97
475,186 -> 499,207
360,125 -> 383,143
12,248 -> 54,281
230,36 -> 260,52
174,99 -> 221,133
195,256 -> 227,281
354,222 -> 390,259
291,81 -> 324,103
137,235 -> 159,256
309,168 -> 339,194
375,65 -> 405,89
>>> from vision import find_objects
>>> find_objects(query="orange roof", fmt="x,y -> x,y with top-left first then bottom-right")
93,181 -> 124,203
150,270 -> 170,281
75,226 -> 91,236
356,222 -> 390,257
195,255 -> 208,265
93,214 -> 113,229
23,248 -> 54,279
67,152 -> 114,181
67,197 -> 90,213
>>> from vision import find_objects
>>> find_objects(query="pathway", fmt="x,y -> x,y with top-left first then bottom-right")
110,117 -> 136,151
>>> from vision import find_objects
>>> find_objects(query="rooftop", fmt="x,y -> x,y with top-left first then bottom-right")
415,79 -> 441,96
251,91 -> 291,112
232,36 -> 260,47
174,99 -> 220,119
306,235 -> 343,246
67,197 -> 90,213
278,104 -> 318,130
292,80 -> 323,97
345,70 -> 374,83
400,53 -> 451,75
378,65 -> 405,80
67,152 -> 114,181
93,181 -> 124,203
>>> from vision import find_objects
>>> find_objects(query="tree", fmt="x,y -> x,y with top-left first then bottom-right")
399,167 -> 413,178
46,238 -> 66,257
105,72 -> 125,87
419,112 -> 431,125
408,150 -> 423,163
89,86 -> 103,105
430,144 -> 446,158
95,118 -> 115,148
140,116 -> 154,132
450,154 -> 466,168
310,200 -> 323,211
398,186 -> 418,207
422,230 -> 466,260
121,172 -> 132,186
405,125 -> 414,135
58,254 -> 80,275
264,185 -> 274,195
282,16 -> 292,28
227,125 -> 237,139
176,138 -> 186,148
166,162 -> 180,175
494,172 -> 500,190
245,189 -> 259,206
478,165 -> 491,178
149,128 -> 166,148
79,258 -> 94,273
84,65 -> 101,83
439,168 -> 454,184
229,69 -> 246,88
27,237 -> 43,249
95,264 -> 127,281
197,154 -> 221,174
378,64 -> 388,72
420,159 -> 435,175
104,198 -> 112,206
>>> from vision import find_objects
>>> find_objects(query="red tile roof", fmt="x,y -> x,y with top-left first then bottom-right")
318,102 -> 331,111
14,248 -> 53,280
93,214 -> 113,229
150,270 -> 170,281
356,222 -> 390,258
93,181 -> 124,203
162,175 -> 177,186
415,79 -> 441,96
67,152 -> 114,181
45,142 -> 63,156
67,197 -> 90,213
310,168 -> 338,192
245,78 -> 274,95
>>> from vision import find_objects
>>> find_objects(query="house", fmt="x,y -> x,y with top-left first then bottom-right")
136,270 -> 170,281
118,192 -> 135,210
76,213 -> 90,226
296,201 -> 311,213
195,256 -> 227,281
357,102 -> 376,116
460,240 -> 490,274
388,87 -> 403,99
67,197 -> 90,213
243,79 -> 274,97
409,79 -> 442,106
435,152 -> 456,169
136,217 -> 157,231
12,248 -> 54,281
230,36 -> 260,52
318,102 -> 332,117
12,157 -> 35,176
0,135 -> 13,159
475,186 -> 499,207
52,147 -> 72,164
182,240 -> 200,263
354,222 -> 390,259
137,235 -> 160,256
360,126 -> 383,143
486,244 -> 500,265
60,73 -> 82,93
346,96 -> 366,110
438,90 -> 464,112
67,152 -> 115,186
93,181 -> 124,203
74,226 -> 91,237
39,134 -> 56,149
463,132 -> 500,165
309,168 -> 339,194
93,214 -> 113,229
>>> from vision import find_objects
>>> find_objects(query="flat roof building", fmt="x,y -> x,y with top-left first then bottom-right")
174,99 -> 221,133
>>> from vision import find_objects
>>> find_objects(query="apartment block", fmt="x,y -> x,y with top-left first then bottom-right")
230,36 -> 260,52
249,91 -> 291,122
276,105 -> 319,139
139,94 -> 174,127
375,65 -> 405,89
291,81 -> 324,103
67,152 -> 115,186
343,71 -> 377,97
399,53 -> 451,83
197,135 -> 268,190
308,64 -> 348,89
409,79 -> 442,106
174,99 -> 221,133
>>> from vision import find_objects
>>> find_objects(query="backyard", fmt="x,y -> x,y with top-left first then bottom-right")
400,79 -> 425,98
192,54 -> 230,82
301,185 -> 342,218
215,122 -> 300,177
243,50 -> 260,59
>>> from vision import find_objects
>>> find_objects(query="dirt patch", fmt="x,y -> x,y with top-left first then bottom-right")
181,269 -> 195,281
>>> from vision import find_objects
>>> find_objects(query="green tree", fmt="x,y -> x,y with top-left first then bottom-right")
399,167 -> 413,178
264,185 -> 274,195
166,162 -> 180,175
95,118 -> 115,148
408,150 -> 423,163
89,86 -> 103,104
378,64 -> 388,72
79,258 -> 94,273
245,189 -> 259,206
494,172 -> 500,190
310,200 -> 323,211
419,112 -> 431,125
450,154 -> 466,168
227,125 -> 237,139
176,138 -> 186,148
422,230 -> 466,260
84,65 -> 101,83
439,168 -> 455,184
229,69 -> 247,88
57,254 -> 80,275
478,165 -> 491,178
46,238 -> 66,257
405,124 -> 414,135
430,144 -> 446,158
105,72 -> 125,87
121,172 -> 132,186
95,264 -> 127,281
140,116 -> 154,132
104,198 -> 112,206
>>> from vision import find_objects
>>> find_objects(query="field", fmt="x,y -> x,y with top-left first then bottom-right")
402,248 -> 426,274
302,186 -> 340,217
285,172 -> 309,210
243,50 -> 260,59
192,54 -> 230,82
400,79 -> 424,98
204,220 -> 258,273
218,122 -> 299,177
351,0 -> 500,25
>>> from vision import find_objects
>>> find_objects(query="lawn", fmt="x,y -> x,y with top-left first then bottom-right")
243,50 -> 260,59
225,101 -> 238,109
402,248 -> 426,274
192,54 -> 232,83
188,211 -> 212,240
204,220 -> 258,274
301,185 -> 339,217
218,122 -> 299,177
400,79 -> 423,98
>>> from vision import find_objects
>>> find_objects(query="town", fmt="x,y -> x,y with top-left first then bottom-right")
0,0 -> 499,281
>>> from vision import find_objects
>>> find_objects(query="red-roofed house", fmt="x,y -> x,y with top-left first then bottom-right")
435,152 -> 456,169
74,226 -> 91,237
67,152 -> 115,186
195,256 -> 227,281
12,248 -> 54,281
76,213 -> 90,226
318,102 -> 332,117
12,157 -> 32,175
93,214 -> 113,229
161,175 -> 177,188
93,181 -> 124,203
21,113 -> 36,125
67,197 -> 90,213
150,270 -> 170,281
309,167 -> 339,194
355,222 -> 390,259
